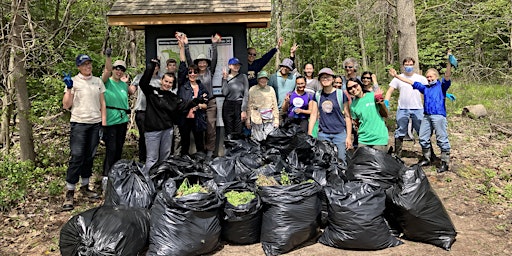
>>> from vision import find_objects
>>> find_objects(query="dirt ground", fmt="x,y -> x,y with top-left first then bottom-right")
1,116 -> 511,256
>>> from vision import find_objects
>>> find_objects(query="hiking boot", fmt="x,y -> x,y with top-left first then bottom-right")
62,190 -> 74,211
418,148 -> 431,166
80,185 -> 100,200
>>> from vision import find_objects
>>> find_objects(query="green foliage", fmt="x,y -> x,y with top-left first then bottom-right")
176,178 -> 207,197
224,190 -> 256,206
0,155 -> 42,211
280,170 -> 291,186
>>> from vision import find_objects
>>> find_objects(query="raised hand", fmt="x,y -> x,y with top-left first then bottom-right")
62,71 -> 73,89
290,43 -> 299,55
105,47 -> 112,57
277,37 -> 283,49
212,33 -> 222,43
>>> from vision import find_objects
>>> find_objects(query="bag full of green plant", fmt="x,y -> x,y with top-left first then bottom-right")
220,182 -> 262,245
148,173 -> 222,255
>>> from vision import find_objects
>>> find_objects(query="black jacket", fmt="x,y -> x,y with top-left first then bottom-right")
140,61 -> 196,132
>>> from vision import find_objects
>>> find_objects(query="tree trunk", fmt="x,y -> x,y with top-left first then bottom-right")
0,91 -> 13,149
356,0 -> 368,71
396,0 -> 420,70
8,0 -> 35,161
128,29 -> 137,67
274,0 -> 282,70
508,0 -> 512,71
385,0 -> 395,65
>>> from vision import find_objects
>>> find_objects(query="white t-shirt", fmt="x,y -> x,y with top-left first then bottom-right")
67,76 -> 106,123
389,73 -> 427,109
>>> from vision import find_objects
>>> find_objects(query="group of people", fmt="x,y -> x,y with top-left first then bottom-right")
60,32 -> 455,211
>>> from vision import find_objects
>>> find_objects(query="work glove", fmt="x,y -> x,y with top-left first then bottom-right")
448,54 -> 458,69
63,72 -> 73,89
105,47 -> 112,57
384,99 -> 390,110
446,93 -> 456,102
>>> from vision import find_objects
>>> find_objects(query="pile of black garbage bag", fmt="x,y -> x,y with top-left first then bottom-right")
59,123 -> 456,256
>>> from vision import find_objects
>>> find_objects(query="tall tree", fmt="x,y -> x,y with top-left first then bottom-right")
7,0 -> 35,160
396,0 -> 420,70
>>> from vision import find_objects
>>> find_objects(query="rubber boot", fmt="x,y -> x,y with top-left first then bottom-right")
394,137 -> 403,157
418,148 -> 431,166
430,144 -> 439,163
62,190 -> 74,211
437,151 -> 450,173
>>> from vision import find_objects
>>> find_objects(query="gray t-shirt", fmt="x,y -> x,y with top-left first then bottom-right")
389,73 -> 427,110
132,73 -> 161,111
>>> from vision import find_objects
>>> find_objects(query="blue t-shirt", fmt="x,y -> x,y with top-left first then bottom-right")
315,90 -> 348,134
287,91 -> 312,119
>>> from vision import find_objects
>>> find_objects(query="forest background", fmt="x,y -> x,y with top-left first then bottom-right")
0,1 -> 511,254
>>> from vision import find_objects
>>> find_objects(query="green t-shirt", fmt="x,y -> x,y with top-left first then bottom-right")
104,78 -> 129,126
350,91 -> 388,146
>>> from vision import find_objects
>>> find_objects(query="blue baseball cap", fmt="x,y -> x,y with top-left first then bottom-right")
76,54 -> 93,66
228,57 -> 241,65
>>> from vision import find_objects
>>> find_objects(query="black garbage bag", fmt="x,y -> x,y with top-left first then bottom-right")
210,154 -> 262,185
319,181 -> 403,250
259,180 -> 322,256
386,165 -> 457,250
220,181 -> 262,244
148,173 -> 223,256
104,159 -> 155,208
263,125 -> 302,154
346,146 -> 405,189
59,205 -> 150,256
149,155 -> 214,191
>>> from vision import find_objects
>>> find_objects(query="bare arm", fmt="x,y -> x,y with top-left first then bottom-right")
344,102 -> 353,149
388,68 -> 414,85
62,88 -> 73,110
100,93 -> 107,126
101,56 -> 112,83
307,101 -> 318,135
384,86 -> 394,101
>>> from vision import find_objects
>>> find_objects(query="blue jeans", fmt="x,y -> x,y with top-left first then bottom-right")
318,131 -> 347,165
143,128 -> 173,174
395,109 -> 423,138
419,115 -> 450,152
66,122 -> 101,185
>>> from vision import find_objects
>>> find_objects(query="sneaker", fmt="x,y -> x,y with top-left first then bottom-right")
80,185 -> 100,200
62,190 -> 74,211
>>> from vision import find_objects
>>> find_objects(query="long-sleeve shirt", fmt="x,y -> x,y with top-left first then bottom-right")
222,73 -> 249,111
247,47 -> 278,86
139,62 -> 192,132
247,85 -> 279,126
412,78 -> 451,117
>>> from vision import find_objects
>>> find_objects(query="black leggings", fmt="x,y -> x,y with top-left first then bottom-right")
222,100 -> 242,138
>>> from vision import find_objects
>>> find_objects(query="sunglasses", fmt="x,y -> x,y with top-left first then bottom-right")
344,66 -> 354,69
362,76 -> 372,80
248,53 -> 257,57
113,66 -> 126,72
188,70 -> 198,74
347,84 -> 359,90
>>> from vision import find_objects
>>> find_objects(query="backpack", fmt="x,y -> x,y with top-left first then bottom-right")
315,89 -> 345,114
